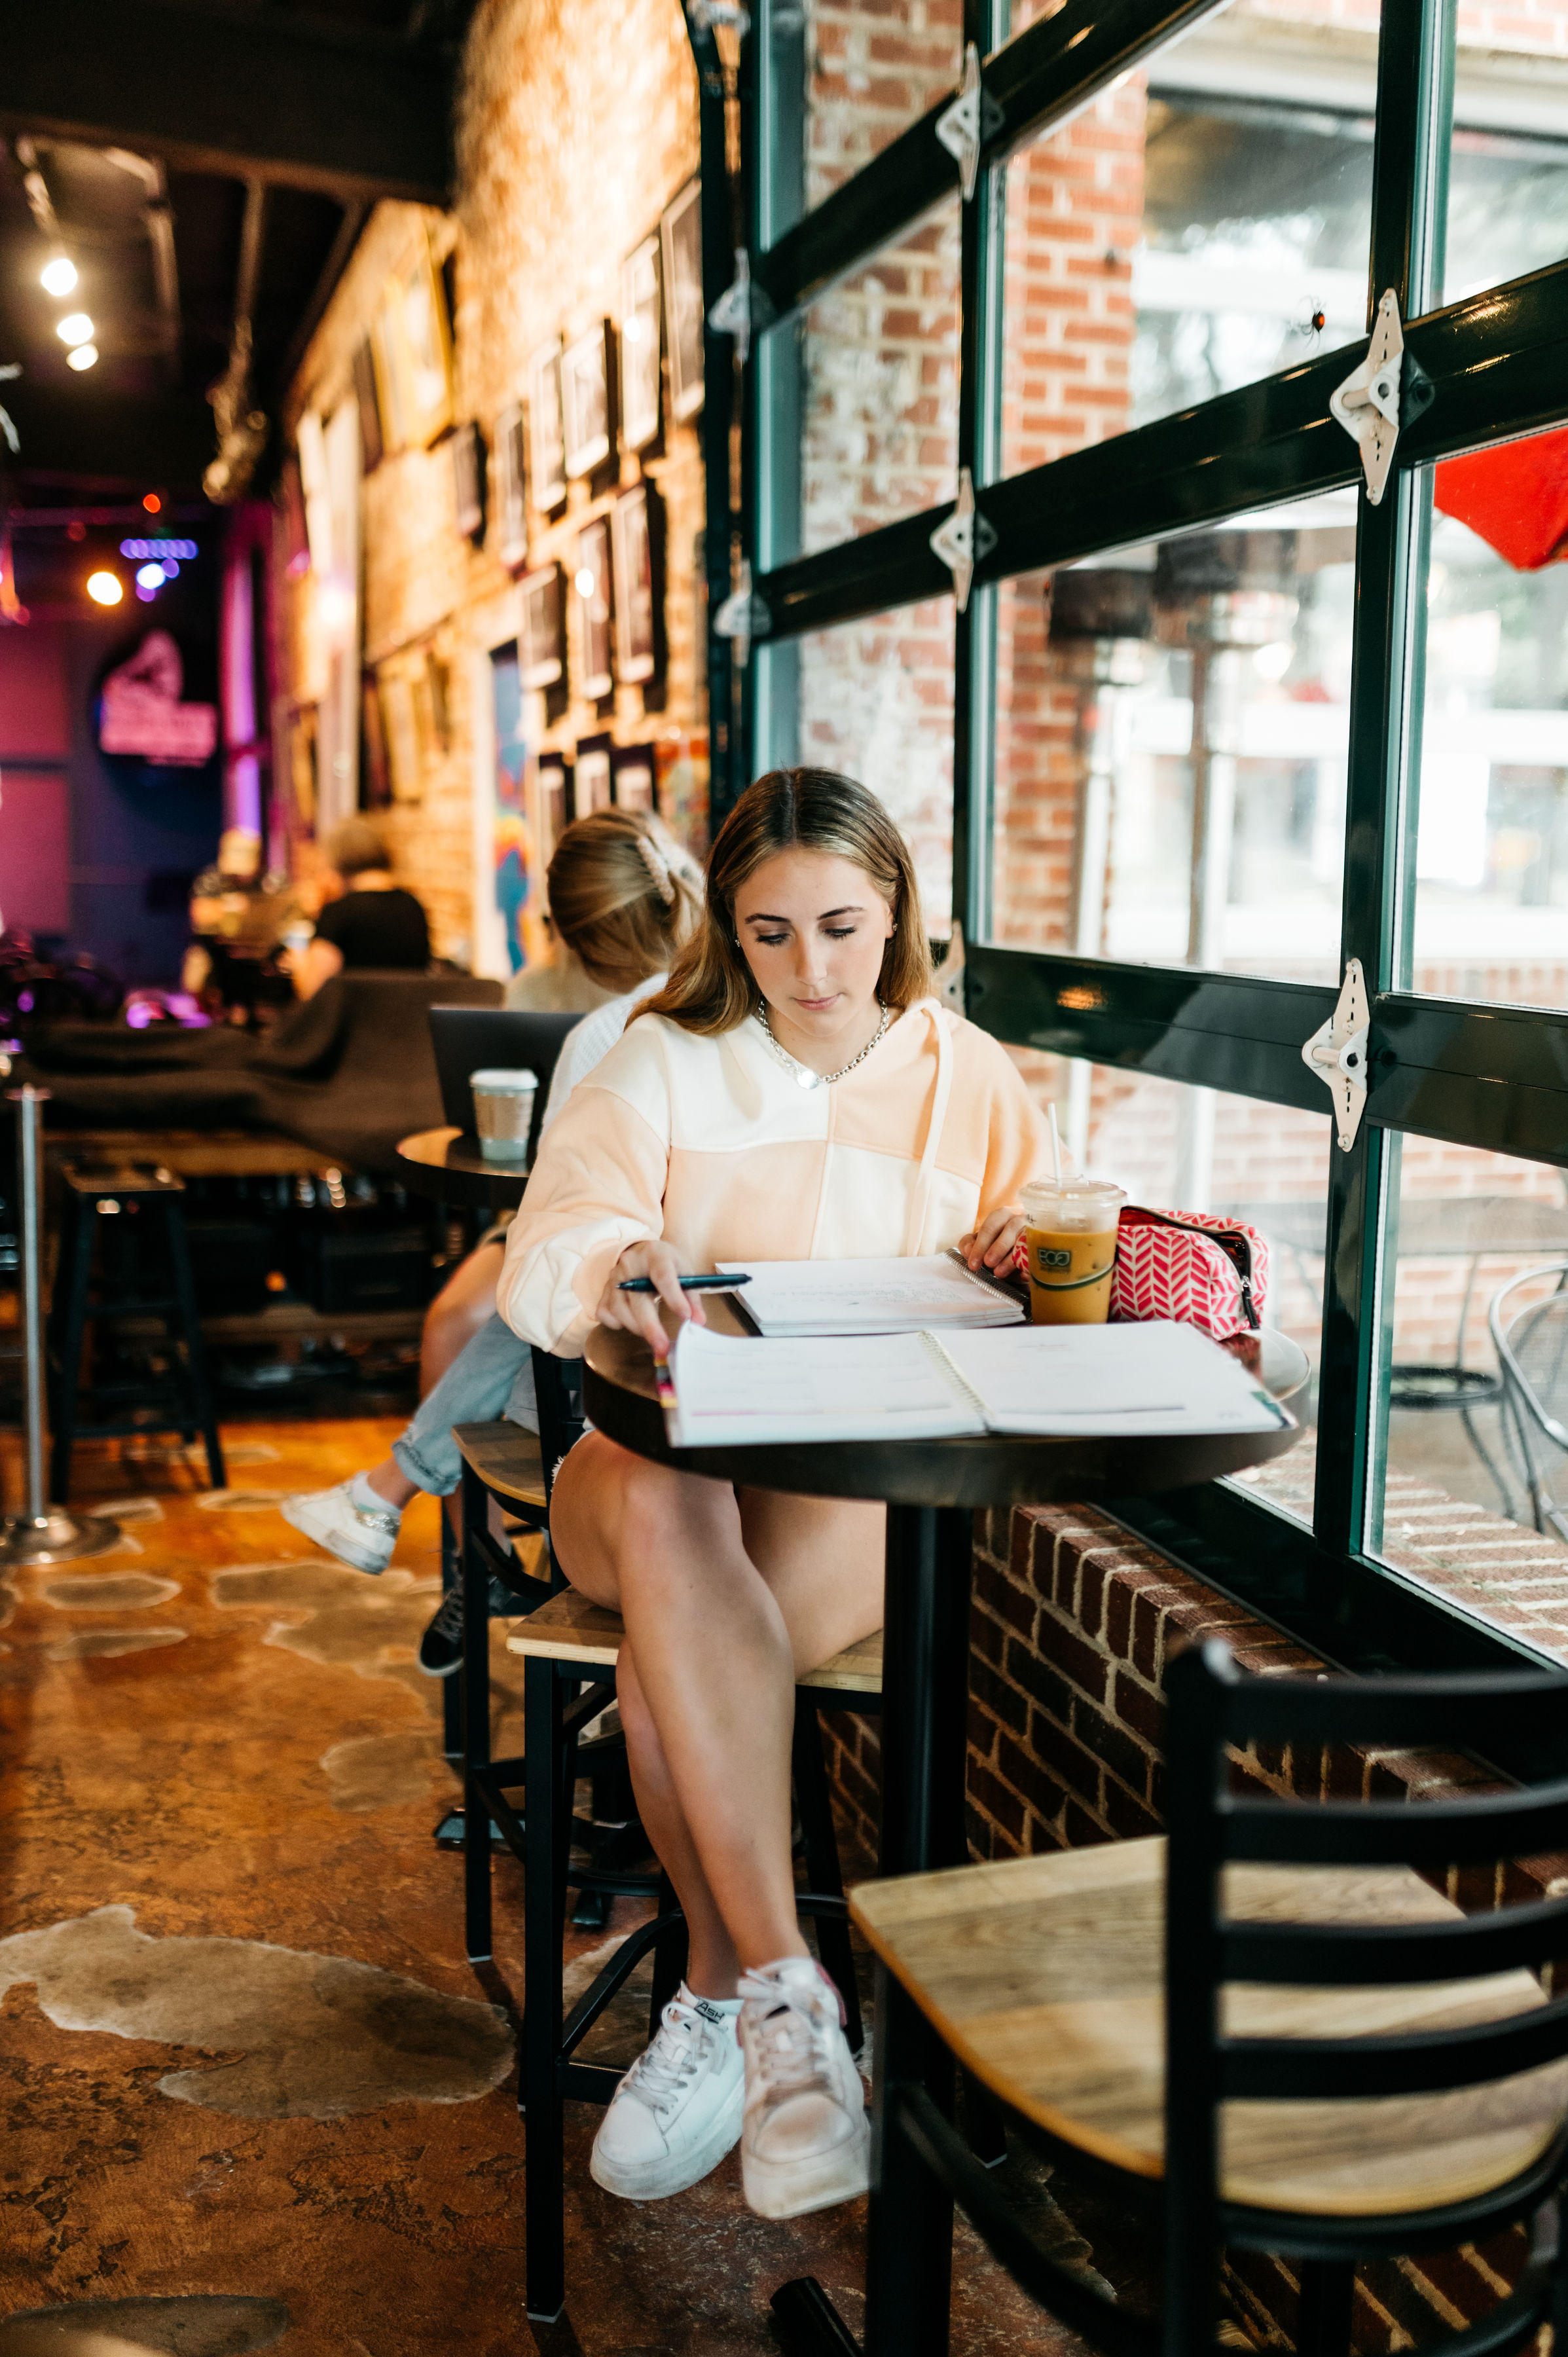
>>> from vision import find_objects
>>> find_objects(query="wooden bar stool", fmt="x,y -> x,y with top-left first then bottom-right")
48,1160 -> 225,1497
787,1641 -> 1568,2357
507,1586 -> 884,2325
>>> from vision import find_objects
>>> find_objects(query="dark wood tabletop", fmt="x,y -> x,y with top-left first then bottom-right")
582,1298 -> 1309,1510
394,1125 -> 531,1211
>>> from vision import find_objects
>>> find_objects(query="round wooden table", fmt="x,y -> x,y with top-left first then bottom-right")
394,1125 -> 531,1214
582,1306 -> 1308,2357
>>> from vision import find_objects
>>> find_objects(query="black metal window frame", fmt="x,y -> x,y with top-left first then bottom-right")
684,0 -> 1568,1679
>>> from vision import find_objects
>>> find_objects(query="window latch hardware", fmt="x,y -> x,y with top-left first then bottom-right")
708,247 -> 773,369
929,468 -> 997,612
1301,957 -> 1371,1149
935,43 -> 1002,201
713,558 -> 771,670
1330,290 -> 1414,504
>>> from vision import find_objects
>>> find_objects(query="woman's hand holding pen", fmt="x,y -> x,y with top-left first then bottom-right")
958,1204 -> 1028,1275
598,1239 -> 706,1352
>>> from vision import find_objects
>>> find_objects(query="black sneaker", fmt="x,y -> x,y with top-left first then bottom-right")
416,1576 -> 523,1677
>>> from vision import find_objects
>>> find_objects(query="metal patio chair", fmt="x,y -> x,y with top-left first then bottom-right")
1490,1262 -> 1568,1545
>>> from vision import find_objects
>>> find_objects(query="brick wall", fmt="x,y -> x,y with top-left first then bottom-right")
820,1499 -> 1561,2350
278,0 -> 705,964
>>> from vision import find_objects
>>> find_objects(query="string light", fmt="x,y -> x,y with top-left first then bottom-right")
66,344 -> 98,372
56,312 -> 94,347
41,253 -> 77,297
86,571 -> 123,606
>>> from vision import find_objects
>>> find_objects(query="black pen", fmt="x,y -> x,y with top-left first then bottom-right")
618,1272 -> 752,1293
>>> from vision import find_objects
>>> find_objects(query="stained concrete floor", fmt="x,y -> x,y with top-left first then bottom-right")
0,1416 -> 1111,2355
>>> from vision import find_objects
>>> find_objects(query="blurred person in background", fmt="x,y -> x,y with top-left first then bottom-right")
291,818 -> 431,998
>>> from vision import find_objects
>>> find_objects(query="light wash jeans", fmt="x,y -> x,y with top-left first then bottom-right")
390,1313 -> 538,1497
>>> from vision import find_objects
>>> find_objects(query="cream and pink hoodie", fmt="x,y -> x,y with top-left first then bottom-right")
496,996 -> 1053,1358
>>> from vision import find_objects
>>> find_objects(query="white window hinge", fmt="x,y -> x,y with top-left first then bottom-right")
929,467 -> 997,613
1329,290 -> 1435,505
935,43 -> 1003,202
708,247 -> 775,369
1301,957 -> 1372,1150
687,0 -> 750,35
713,558 -> 771,670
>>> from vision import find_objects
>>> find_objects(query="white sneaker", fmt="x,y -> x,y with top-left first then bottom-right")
280,1480 -> 400,1575
737,1958 -> 869,2220
590,1984 -> 744,2201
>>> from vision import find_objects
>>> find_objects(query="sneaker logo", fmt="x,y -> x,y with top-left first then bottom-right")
692,1999 -> 731,2028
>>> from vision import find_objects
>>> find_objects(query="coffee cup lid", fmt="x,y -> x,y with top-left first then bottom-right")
469,1067 -> 538,1091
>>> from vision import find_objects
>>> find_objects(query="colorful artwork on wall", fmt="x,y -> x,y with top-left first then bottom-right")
489,642 -> 546,976
654,727 -> 710,858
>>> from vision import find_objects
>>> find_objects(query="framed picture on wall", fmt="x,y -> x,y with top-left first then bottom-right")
611,744 -> 655,813
575,733 -> 613,814
378,659 -> 423,803
352,340 -> 384,471
562,321 -> 614,479
490,401 -> 528,570
388,236 -> 455,449
519,563 -> 566,691
610,482 -> 665,687
620,234 -> 663,453
661,178 -> 704,424
528,339 -> 566,511
451,421 -> 484,540
574,517 -> 613,701
536,752 -> 572,863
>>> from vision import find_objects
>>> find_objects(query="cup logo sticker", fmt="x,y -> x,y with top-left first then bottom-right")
1038,1246 -> 1072,1271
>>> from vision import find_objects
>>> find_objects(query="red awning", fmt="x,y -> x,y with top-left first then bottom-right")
1433,425 -> 1568,571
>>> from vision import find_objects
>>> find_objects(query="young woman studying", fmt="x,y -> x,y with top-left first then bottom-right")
496,768 -> 1052,2221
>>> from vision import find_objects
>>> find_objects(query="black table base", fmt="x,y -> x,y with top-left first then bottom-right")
774,1502 -> 974,2357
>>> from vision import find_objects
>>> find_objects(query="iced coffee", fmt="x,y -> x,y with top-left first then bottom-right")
1019,1177 -> 1126,1326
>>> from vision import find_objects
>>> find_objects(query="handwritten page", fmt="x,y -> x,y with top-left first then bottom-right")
663,1325 -> 981,1448
934,1321 -> 1286,1436
715,1253 -> 1023,1336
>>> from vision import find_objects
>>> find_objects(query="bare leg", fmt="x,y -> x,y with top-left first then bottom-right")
549,1433 -> 883,1996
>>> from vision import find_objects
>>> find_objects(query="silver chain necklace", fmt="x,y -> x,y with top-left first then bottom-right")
755,999 -> 891,1091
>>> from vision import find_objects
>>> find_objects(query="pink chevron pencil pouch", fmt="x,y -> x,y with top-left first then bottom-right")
1108,1205 -> 1270,1340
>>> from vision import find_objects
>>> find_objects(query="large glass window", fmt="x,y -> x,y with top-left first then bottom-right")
990,519 -> 1352,982
999,10 -> 1378,480
741,0 -> 1568,1675
1407,439 -> 1568,1007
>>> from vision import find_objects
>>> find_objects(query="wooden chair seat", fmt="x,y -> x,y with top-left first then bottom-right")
507,1586 -> 883,1694
454,1419 -> 547,1512
850,1834 -> 1568,2220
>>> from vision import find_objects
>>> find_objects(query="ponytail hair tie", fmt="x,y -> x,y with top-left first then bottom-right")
634,830 -> 677,906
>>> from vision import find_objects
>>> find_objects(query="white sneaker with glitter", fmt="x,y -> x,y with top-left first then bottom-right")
590,1984 -> 744,2201
280,1480 -> 400,1575
737,1957 -> 869,2220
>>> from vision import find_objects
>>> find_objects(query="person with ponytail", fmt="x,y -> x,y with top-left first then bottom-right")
497,769 -> 1052,2220
280,809 -> 701,1676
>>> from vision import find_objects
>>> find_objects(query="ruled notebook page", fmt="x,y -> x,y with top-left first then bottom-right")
714,1254 -> 1024,1336
930,1321 -> 1288,1437
662,1325 -> 981,1448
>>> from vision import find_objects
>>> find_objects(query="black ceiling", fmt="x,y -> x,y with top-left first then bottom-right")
0,0 -> 475,499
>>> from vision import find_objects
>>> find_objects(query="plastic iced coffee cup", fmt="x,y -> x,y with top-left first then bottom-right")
1019,1177 -> 1125,1326
470,1067 -> 538,1163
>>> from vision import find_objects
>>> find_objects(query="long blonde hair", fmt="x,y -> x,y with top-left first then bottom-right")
547,809 -> 701,993
638,768 -> 932,1036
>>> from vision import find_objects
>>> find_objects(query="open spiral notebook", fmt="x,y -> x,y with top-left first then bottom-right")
659,1318 -> 1288,1449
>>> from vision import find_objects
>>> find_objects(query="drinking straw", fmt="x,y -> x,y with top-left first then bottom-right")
1049,1102 -> 1063,1188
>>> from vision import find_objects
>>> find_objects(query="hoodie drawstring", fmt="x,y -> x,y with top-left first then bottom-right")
903,998 -> 952,1257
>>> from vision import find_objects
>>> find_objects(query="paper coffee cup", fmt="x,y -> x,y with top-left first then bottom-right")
470,1067 -> 538,1163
